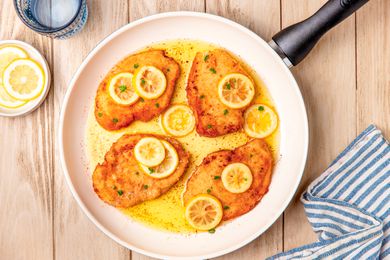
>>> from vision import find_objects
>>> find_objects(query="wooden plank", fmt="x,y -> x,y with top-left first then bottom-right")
281,0 -> 357,251
205,1 -> 282,259
129,2 -> 205,259
0,1 -> 54,259
130,0 -> 205,21
206,0 -> 281,41
52,1 -> 130,260
356,0 -> 390,136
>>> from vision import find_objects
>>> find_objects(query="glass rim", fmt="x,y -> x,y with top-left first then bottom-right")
13,0 -> 84,34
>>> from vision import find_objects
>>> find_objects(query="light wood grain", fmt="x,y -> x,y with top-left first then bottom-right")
356,0 -> 390,137
0,1 -> 54,259
52,1 -> 130,260
206,1 -> 283,259
281,0 -> 357,251
0,0 -> 389,259
130,0 -> 205,20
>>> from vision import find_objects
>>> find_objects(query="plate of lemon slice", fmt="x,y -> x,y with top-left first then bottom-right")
0,40 -> 50,117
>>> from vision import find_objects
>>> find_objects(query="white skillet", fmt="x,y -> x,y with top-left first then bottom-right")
59,1 -> 368,258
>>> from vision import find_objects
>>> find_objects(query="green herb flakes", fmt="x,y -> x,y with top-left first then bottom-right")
119,85 -> 127,92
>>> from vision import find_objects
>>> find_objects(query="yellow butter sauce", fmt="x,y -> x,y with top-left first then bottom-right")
86,39 -> 280,233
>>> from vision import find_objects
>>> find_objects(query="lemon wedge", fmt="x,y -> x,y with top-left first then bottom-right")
185,194 -> 223,231
3,58 -> 45,101
218,73 -> 255,109
0,83 -> 27,108
161,104 -> 195,137
0,46 -> 28,84
133,66 -> 166,99
221,163 -> 253,194
244,104 -> 278,138
108,72 -> 139,105
140,140 -> 179,179
134,137 -> 166,167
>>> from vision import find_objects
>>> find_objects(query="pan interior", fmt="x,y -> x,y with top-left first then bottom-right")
85,39 -> 280,234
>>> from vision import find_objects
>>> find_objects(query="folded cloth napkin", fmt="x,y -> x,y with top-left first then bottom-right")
269,125 -> 389,259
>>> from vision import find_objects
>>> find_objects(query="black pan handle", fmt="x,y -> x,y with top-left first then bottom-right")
270,0 -> 369,67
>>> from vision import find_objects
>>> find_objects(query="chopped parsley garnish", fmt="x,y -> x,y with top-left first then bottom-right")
208,228 -> 216,234
119,85 -> 127,92
224,205 -> 230,210
155,103 -> 160,108
112,118 -> 119,123
200,94 -> 205,99
258,106 -> 264,111
204,54 -> 209,62
117,190 -> 123,196
140,97 -> 144,102
141,78 -> 146,85
207,124 -> 212,129
209,68 -> 216,74
207,189 -> 211,193
133,63 -> 139,69
214,176 -> 221,180
226,83 -> 231,90
223,109 -> 228,115
148,168 -> 155,174
143,184 -> 149,189
244,178 -> 248,181
98,112 -> 103,117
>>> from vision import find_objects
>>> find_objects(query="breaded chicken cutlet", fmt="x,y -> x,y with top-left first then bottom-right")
95,50 -> 180,131
183,139 -> 273,220
187,49 -> 253,137
93,134 -> 190,208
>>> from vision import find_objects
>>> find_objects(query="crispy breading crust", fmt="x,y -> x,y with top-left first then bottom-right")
93,134 -> 190,208
95,50 -> 180,131
187,49 -> 252,137
183,139 -> 273,220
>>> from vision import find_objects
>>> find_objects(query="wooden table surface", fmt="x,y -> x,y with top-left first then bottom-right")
1,0 -> 389,259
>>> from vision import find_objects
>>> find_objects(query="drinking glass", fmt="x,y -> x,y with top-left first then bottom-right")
13,0 -> 88,39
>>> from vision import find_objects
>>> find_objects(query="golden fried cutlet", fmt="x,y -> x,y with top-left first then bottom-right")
183,139 -> 273,220
93,134 -> 190,208
95,50 -> 180,131
187,49 -> 252,137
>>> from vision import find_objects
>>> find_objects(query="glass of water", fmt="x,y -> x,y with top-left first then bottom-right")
13,0 -> 88,39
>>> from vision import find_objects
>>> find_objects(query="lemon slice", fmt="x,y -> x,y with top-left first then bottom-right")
161,104 -> 195,137
0,83 -> 27,108
134,137 -> 166,167
221,163 -> 253,193
133,66 -> 166,99
108,72 -> 139,105
3,59 -> 45,101
0,46 -> 28,84
140,140 -> 179,179
218,73 -> 255,109
244,104 -> 278,138
185,194 -> 223,231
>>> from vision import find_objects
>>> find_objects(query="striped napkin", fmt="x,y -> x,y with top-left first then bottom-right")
269,125 -> 389,259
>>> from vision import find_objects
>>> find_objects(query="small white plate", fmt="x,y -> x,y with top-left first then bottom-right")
0,40 -> 51,117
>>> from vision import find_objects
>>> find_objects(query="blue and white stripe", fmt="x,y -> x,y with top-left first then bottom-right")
269,125 -> 389,259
